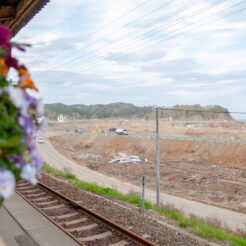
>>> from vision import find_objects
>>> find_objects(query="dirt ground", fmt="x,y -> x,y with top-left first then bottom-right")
48,118 -> 246,139
48,119 -> 246,213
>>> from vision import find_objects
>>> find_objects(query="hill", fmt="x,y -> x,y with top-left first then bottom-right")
45,103 -> 233,121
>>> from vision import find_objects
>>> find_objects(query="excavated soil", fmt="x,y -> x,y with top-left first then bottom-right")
49,133 -> 246,214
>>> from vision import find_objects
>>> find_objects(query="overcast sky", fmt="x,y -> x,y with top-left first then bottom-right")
12,0 -> 246,117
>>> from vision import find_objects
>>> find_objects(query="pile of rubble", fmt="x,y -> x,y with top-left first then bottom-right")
109,152 -> 142,164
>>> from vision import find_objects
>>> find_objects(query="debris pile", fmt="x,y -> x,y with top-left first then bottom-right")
78,153 -> 101,159
109,152 -> 142,164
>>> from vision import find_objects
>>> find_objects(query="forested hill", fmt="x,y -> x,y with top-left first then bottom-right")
45,103 -> 233,121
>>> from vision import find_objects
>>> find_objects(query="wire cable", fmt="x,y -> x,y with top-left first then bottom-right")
57,0 -> 226,71
41,0 -> 224,80
41,0 -> 244,83
49,0 -> 151,58
45,0 -> 174,68
45,0 -> 200,71
70,0 -> 246,74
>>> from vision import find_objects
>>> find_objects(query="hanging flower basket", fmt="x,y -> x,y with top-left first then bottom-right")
0,25 -> 44,205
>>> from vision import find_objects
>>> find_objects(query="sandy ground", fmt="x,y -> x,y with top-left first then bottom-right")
47,119 -> 246,213
48,119 -> 246,139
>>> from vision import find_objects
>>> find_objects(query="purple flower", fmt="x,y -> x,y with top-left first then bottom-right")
18,116 -> 34,136
0,169 -> 16,199
31,153 -> 43,173
9,155 -> 25,168
22,138 -> 42,174
24,93 -> 37,107
0,25 -> 11,46
21,165 -> 37,185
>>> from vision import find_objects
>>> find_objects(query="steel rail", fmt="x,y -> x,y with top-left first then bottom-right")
16,181 -> 157,246
15,187 -> 82,245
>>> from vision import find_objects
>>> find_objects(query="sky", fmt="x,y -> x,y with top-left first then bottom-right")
11,0 -> 246,118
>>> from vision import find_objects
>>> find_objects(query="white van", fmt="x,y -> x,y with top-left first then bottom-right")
37,137 -> 44,143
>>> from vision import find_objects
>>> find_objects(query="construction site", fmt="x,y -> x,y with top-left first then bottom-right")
1,0 -> 246,245
47,118 -> 246,214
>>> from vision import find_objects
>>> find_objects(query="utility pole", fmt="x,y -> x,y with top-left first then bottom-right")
141,175 -> 146,213
155,107 -> 160,205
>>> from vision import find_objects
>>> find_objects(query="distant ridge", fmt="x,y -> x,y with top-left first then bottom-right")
45,103 -> 233,121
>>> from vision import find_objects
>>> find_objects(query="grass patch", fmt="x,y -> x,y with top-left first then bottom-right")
42,163 -> 246,246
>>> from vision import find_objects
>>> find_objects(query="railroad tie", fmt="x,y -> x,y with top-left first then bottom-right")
16,184 -> 32,188
51,212 -> 79,219
109,241 -> 129,246
68,223 -> 97,232
34,200 -> 59,206
24,192 -> 47,197
17,186 -> 38,189
79,231 -> 112,242
62,218 -> 87,226
28,196 -> 53,202
17,188 -> 40,193
41,204 -> 66,211
16,182 -> 29,186
17,185 -> 38,189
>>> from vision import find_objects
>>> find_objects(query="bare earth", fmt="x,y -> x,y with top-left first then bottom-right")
47,119 -> 246,213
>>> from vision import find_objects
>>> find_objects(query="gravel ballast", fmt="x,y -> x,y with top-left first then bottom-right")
40,173 -> 218,246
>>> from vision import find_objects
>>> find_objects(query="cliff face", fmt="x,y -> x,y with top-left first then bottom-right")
45,103 -> 233,121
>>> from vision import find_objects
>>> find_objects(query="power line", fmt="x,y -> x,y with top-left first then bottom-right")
63,0 -> 226,71
41,0 -> 245,83
75,0 -> 246,74
45,0 -> 173,69
46,0 -> 202,72
50,0 -> 151,59
41,0 -> 225,81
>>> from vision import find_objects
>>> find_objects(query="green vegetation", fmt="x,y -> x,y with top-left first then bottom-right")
45,102 -> 232,120
42,163 -> 246,246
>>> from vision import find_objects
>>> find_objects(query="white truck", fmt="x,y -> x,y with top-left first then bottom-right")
115,128 -> 128,135
37,136 -> 44,143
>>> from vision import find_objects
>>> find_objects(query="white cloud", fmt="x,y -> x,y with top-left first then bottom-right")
13,0 -> 246,113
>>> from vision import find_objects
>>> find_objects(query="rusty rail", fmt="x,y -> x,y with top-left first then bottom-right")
16,181 -> 157,246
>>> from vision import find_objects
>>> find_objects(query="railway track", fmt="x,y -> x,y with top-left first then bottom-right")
16,181 -> 156,246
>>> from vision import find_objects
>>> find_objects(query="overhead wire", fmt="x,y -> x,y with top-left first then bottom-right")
70,0 -> 246,74
45,0 -> 200,72
49,0 -> 151,59
41,0 -> 245,83
54,0 -> 226,72
40,0 -> 222,80
44,0 -> 174,69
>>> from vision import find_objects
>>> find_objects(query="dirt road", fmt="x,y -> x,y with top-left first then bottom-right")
38,139 -> 246,233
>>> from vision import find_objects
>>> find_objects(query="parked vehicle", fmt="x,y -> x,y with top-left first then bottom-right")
109,128 -> 117,132
115,128 -> 128,135
37,136 -> 44,143
74,129 -> 81,134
